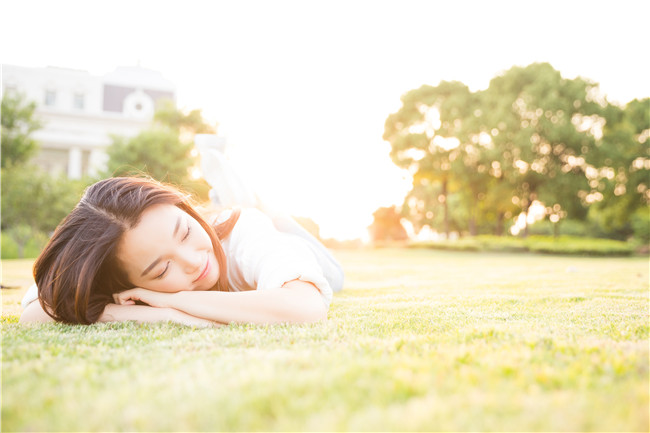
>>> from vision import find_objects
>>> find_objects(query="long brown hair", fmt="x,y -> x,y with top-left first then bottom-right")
34,176 -> 239,324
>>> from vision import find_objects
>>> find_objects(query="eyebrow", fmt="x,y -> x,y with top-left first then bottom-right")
140,215 -> 182,277
173,215 -> 181,237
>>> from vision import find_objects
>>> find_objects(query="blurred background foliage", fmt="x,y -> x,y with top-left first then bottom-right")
1,95 -> 215,258
2,62 -> 649,258
104,98 -> 214,201
376,63 -> 649,249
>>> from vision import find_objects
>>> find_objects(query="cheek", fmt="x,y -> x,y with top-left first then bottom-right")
137,267 -> 184,292
147,276 -> 182,293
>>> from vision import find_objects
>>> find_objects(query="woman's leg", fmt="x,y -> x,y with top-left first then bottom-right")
195,135 -> 344,292
195,134 -> 260,209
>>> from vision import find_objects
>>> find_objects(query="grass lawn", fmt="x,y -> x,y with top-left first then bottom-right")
2,249 -> 648,431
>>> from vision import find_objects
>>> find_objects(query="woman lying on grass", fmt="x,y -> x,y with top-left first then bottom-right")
20,176 -> 343,326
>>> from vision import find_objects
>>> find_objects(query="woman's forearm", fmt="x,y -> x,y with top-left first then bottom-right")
99,303 -> 218,327
19,301 -> 218,326
167,281 -> 327,325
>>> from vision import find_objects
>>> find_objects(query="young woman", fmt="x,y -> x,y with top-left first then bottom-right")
20,140 -> 343,326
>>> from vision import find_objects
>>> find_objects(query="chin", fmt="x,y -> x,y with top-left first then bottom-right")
198,268 -> 220,291
202,276 -> 219,291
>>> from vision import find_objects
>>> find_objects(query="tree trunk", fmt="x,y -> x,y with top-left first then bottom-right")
469,217 -> 476,236
496,212 -> 504,236
522,199 -> 531,238
468,193 -> 477,236
442,179 -> 450,239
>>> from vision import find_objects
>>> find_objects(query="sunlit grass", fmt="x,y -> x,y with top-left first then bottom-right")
2,249 -> 648,431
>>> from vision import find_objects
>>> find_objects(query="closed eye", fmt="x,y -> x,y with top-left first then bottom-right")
155,261 -> 170,279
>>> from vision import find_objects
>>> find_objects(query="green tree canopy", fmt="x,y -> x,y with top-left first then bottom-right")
105,101 -> 216,200
383,62 -> 646,240
1,92 -> 91,257
106,128 -> 193,181
153,99 -> 217,135
1,165 -> 88,257
482,63 -> 602,233
1,92 -> 42,168
587,98 -> 650,236
1,166 -> 86,233
383,81 -> 478,237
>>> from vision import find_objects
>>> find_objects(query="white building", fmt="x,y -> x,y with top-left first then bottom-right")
1,64 -> 175,178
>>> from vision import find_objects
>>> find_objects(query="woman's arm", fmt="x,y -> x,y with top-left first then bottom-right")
19,298 -> 218,327
114,280 -> 328,325
19,301 -> 55,323
99,303 -> 220,327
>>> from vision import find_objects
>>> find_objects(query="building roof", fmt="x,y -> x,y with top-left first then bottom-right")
103,66 -> 175,91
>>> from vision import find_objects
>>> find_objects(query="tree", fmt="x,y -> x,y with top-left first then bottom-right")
1,165 -> 87,257
482,63 -> 602,235
368,206 -> 408,243
105,101 -> 216,200
384,81 -> 478,238
106,128 -> 193,182
384,64 -> 609,238
1,93 -> 90,233
1,91 -> 50,257
1,92 -> 42,168
586,97 -> 650,238
153,99 -> 216,135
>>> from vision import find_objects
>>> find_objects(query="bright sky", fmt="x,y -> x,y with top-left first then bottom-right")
2,0 -> 648,240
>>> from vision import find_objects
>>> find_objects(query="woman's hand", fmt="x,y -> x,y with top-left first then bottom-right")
112,288 -> 174,309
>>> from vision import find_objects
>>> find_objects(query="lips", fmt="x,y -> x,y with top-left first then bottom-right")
193,255 -> 210,283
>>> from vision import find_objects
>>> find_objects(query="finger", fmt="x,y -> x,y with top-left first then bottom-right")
113,293 -> 132,305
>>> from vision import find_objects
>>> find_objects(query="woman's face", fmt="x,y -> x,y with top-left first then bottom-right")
117,203 -> 220,293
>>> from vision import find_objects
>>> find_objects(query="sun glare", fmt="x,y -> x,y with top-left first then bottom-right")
190,167 -> 202,180
510,200 -> 547,235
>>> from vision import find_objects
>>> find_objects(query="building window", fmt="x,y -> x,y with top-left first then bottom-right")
74,93 -> 85,110
44,90 -> 57,106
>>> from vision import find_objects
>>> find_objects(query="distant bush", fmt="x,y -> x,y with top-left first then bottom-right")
411,235 -> 527,253
411,235 -> 635,256
525,236 -> 635,256
1,231 -> 47,259
410,238 -> 481,252
473,235 -> 530,252
630,208 -> 650,244
528,219 -> 595,237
